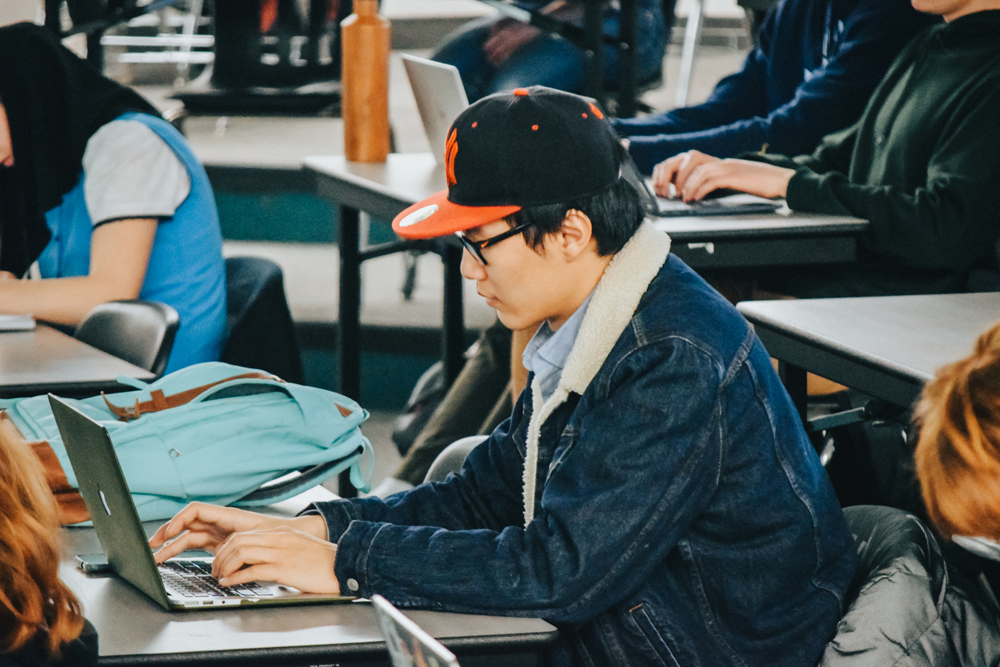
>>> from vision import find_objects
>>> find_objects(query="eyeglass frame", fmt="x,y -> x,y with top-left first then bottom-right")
455,219 -> 537,266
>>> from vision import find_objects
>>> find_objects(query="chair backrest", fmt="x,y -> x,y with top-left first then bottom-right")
221,256 -> 304,384
75,300 -> 180,377
423,435 -> 488,483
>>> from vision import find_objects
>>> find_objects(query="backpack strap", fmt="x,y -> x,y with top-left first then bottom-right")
102,372 -> 281,422
234,444 -> 366,505
0,411 -> 90,524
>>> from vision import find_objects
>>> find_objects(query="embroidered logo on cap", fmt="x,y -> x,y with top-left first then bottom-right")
399,204 -> 439,227
446,129 -> 459,187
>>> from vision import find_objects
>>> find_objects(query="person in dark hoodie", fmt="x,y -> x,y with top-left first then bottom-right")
615,0 -> 938,174
0,23 -> 225,372
651,0 -> 1000,299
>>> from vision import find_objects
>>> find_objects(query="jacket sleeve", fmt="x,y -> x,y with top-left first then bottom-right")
617,3 -> 936,174
305,398 -> 532,542
616,48 -> 770,173
781,88 -> 1000,270
331,338 -> 726,622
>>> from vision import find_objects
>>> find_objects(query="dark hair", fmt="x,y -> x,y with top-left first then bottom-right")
510,177 -> 644,256
508,144 -> 644,256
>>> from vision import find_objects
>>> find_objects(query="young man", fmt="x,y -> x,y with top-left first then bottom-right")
151,88 -> 856,667
650,1 -> 1000,298
374,0 -> 939,494
615,0 -> 937,174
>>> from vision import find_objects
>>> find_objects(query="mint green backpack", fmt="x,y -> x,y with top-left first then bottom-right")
0,362 -> 372,523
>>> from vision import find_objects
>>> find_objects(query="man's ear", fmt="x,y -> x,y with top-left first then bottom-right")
557,209 -> 596,260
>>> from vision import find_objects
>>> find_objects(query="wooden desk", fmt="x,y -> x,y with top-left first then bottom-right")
737,293 -> 1000,419
63,488 -> 559,666
0,325 -> 155,398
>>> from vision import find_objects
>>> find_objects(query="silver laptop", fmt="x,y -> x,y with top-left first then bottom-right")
401,54 -> 469,164
641,177 -> 782,217
373,595 -> 461,667
49,394 -> 354,610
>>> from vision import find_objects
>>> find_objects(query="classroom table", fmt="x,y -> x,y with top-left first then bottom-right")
305,152 -> 869,406
737,293 -> 1000,421
0,325 -> 155,398
63,487 -> 559,667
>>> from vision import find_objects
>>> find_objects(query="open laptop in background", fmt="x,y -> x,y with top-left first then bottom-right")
373,595 -> 461,667
48,394 -> 355,611
645,179 -> 783,217
401,55 -> 469,164
627,161 -> 782,217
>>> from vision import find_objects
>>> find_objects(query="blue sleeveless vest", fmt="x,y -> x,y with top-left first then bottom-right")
37,112 -> 226,373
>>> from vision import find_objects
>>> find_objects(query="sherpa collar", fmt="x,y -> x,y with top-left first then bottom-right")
521,221 -> 672,525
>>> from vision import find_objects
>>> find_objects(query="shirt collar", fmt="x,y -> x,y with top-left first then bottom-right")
523,289 -> 596,402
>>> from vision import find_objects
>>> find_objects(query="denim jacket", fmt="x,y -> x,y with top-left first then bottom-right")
310,223 -> 857,667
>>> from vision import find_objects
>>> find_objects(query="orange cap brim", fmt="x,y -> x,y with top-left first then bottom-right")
392,189 -> 522,240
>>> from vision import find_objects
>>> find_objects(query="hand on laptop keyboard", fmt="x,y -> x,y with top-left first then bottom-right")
150,502 -> 341,595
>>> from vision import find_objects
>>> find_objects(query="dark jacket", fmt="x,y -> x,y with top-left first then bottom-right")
310,224 -> 857,667
0,621 -> 98,667
822,506 -> 1000,667
751,10 -> 1000,297
615,0 -> 938,173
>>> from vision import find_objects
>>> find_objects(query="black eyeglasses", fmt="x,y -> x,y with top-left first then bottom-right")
455,220 -> 536,266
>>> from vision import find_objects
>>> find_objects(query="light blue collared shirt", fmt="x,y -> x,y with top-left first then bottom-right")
522,290 -> 595,403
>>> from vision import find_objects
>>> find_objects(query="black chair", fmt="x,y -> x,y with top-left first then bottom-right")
222,256 -> 304,384
75,300 -> 180,377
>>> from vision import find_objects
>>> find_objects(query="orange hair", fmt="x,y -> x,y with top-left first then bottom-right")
915,321 -> 1000,539
0,434 -> 85,658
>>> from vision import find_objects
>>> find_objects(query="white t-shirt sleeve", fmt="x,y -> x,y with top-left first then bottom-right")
82,119 -> 192,225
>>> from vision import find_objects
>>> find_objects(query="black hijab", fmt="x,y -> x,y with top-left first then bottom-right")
0,22 -> 159,276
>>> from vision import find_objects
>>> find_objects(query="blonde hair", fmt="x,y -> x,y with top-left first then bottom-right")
915,321 -> 1000,539
0,434 -> 85,657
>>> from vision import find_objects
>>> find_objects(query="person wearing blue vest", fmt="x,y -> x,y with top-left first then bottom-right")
614,0 -> 938,174
0,23 -> 226,373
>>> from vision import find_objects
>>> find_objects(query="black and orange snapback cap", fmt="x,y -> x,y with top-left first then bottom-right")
392,86 -> 624,239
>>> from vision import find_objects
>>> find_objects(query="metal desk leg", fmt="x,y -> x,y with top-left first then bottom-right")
441,243 -> 466,384
338,205 -> 361,498
674,0 -> 704,108
778,360 -> 808,427
619,0 -> 639,117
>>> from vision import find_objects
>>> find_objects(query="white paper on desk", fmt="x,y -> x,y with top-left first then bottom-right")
0,314 -> 36,331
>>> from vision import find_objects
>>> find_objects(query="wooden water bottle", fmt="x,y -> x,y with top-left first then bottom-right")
341,0 -> 391,162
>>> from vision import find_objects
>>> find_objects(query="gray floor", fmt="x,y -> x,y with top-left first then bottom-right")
130,23 -> 750,492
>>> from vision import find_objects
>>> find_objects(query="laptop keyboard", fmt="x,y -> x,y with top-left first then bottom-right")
159,560 -> 274,599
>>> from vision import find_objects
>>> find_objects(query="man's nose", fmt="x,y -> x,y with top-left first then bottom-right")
460,249 -> 486,280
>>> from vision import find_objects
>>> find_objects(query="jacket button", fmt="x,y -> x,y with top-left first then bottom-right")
347,578 -> 359,592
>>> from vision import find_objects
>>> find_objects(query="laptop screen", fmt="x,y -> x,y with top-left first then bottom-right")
373,595 -> 460,667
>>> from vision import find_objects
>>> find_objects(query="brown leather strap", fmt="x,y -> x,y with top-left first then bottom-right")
102,372 -> 281,422
0,411 -> 90,524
